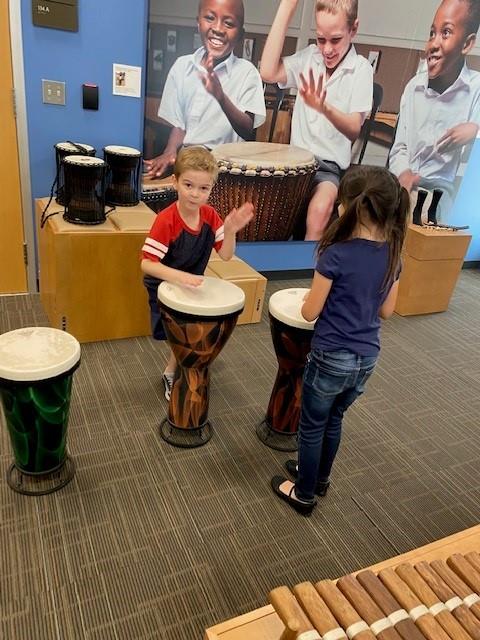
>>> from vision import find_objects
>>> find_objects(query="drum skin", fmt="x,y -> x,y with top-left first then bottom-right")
267,314 -> 313,434
0,367 -> 78,474
160,307 -> 239,429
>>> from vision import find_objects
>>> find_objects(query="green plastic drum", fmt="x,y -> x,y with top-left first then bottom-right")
0,327 -> 81,476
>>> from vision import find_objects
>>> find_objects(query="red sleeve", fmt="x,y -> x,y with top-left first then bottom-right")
202,205 -> 225,251
141,204 -> 175,262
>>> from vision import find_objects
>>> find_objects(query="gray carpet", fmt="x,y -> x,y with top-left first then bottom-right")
1,271 -> 480,639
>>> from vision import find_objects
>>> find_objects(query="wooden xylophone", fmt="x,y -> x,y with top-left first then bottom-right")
269,551 -> 480,640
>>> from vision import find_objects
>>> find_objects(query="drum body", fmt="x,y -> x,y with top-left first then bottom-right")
210,142 -> 316,241
54,142 -> 96,205
104,145 -> 142,206
258,288 -> 314,451
0,327 -> 80,493
63,155 -> 106,225
141,175 -> 177,213
158,277 -> 245,447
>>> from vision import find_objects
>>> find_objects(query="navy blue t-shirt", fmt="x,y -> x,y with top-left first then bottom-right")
312,239 -> 393,356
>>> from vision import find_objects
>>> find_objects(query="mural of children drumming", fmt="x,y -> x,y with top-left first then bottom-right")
144,0 -> 266,179
389,0 -> 480,224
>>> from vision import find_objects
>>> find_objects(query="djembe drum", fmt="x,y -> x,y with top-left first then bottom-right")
141,175 -> 177,213
210,142 -> 316,241
54,141 -> 96,205
157,277 -> 244,448
104,145 -> 142,206
257,288 -> 314,451
63,155 -> 106,225
0,327 -> 80,495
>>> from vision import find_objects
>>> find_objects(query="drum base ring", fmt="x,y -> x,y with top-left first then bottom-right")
256,419 -> 298,452
160,418 -> 213,448
6,455 -> 75,496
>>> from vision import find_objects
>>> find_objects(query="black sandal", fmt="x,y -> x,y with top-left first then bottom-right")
271,476 -> 316,516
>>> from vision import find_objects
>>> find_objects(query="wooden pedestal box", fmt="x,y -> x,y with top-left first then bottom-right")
395,224 -> 471,316
36,198 -> 155,342
206,259 -> 267,325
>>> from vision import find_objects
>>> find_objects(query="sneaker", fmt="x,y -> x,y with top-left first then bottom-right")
162,372 -> 174,401
285,460 -> 330,497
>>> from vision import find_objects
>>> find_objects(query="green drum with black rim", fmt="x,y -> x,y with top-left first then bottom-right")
0,327 -> 80,485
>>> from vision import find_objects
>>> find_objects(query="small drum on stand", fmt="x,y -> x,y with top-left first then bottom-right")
210,142 -> 316,241
158,277 -> 245,448
103,145 -> 142,206
0,327 -> 81,495
257,288 -> 315,451
141,175 -> 177,213
54,141 -> 96,205
63,155 -> 106,225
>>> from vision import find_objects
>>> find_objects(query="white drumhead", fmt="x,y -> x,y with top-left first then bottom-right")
158,277 -> 245,316
104,145 -> 141,157
269,288 -> 315,330
56,141 -> 94,153
63,155 -> 105,167
0,327 -> 81,382
212,142 -> 315,169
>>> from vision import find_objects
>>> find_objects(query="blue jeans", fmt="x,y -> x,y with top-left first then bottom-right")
296,349 -> 377,502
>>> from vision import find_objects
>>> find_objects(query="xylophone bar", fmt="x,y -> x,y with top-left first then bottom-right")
447,554 -> 480,595
315,580 -> 376,640
268,586 -> 320,640
466,552 -> 480,576
378,567 -> 451,640
293,582 -> 347,639
336,574 -> 402,640
431,560 -> 480,621
415,561 -> 480,640
356,570 -> 427,640
395,563 -> 473,640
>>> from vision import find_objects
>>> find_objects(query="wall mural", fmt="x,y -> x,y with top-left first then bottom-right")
143,0 -> 480,242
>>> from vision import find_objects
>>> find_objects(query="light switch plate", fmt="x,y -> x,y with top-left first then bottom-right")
42,79 -> 66,105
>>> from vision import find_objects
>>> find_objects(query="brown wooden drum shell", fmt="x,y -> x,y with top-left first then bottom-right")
210,170 -> 314,241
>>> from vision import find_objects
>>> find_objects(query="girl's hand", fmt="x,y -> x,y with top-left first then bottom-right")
175,272 -> 204,288
200,54 -> 225,103
224,202 -> 255,233
299,68 -> 326,114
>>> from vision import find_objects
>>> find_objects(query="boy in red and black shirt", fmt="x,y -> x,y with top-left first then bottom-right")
141,146 -> 254,399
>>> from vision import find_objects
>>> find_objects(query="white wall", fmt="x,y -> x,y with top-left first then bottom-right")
150,0 -> 480,54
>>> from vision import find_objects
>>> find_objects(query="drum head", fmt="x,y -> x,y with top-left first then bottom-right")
104,145 -> 141,157
55,141 -> 95,153
63,155 -> 105,167
269,288 -> 316,330
158,277 -> 245,316
211,142 -> 315,170
0,327 -> 81,382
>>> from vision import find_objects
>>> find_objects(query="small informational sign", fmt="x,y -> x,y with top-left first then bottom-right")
112,64 -> 142,98
32,0 -> 78,32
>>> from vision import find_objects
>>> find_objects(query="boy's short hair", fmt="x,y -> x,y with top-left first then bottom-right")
315,0 -> 358,28
197,0 -> 245,25
174,146 -> 219,181
456,0 -> 480,34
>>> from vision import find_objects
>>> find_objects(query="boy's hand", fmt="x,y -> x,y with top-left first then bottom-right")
224,202 -> 255,233
398,169 -> 420,193
200,55 -> 225,103
299,68 -> 326,114
436,123 -> 479,153
175,272 -> 204,288
144,153 -> 175,179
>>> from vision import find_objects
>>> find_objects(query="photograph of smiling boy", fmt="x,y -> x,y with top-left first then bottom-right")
144,0 -> 266,179
260,0 -> 373,240
389,0 -> 480,219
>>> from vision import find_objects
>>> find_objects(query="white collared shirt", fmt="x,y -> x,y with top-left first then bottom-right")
280,45 -> 373,169
158,47 -> 266,147
389,65 -> 480,183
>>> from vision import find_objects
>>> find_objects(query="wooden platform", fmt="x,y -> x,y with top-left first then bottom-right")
205,525 -> 480,640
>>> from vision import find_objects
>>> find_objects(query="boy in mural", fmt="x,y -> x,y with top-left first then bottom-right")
144,0 -> 266,179
260,0 -> 373,240
389,0 -> 480,224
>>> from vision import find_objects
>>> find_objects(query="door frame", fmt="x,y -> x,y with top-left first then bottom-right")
9,0 -> 36,293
